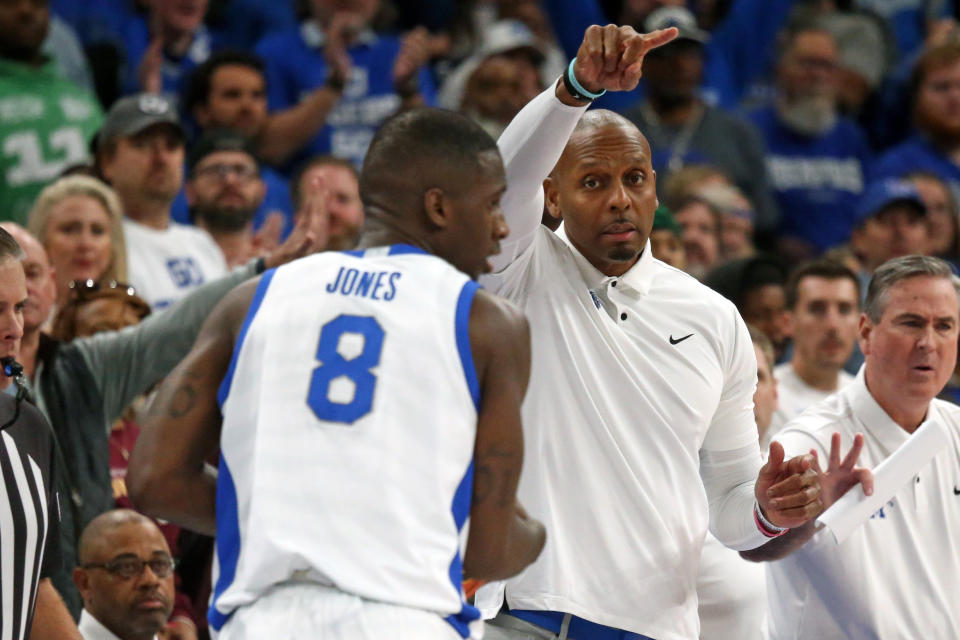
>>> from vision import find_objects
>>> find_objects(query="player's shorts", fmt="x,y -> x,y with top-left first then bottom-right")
215,582 -> 464,640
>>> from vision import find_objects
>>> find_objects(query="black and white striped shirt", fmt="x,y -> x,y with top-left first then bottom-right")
0,393 -> 61,640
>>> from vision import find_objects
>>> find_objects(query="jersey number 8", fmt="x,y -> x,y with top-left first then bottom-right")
307,314 -> 385,424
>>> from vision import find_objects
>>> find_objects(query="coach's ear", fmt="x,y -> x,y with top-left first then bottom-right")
424,187 -> 451,229
543,177 -> 562,220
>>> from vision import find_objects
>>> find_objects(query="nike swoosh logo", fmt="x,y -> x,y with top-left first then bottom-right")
669,333 -> 694,345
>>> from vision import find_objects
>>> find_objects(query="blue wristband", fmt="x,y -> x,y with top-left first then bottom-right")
565,58 -> 606,101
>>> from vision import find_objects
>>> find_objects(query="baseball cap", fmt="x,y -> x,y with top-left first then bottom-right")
187,129 -> 258,173
652,204 -> 683,237
476,19 -> 545,64
644,6 -> 709,45
854,178 -> 926,225
93,93 -> 184,152
437,19 -> 545,110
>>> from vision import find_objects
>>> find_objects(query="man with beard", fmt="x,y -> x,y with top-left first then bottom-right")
0,0 -> 102,226
746,23 -> 872,260
622,6 -> 778,234
186,130 -> 268,268
770,260 -> 860,435
95,94 -> 227,311
177,51 -> 295,237
874,41 -> 960,196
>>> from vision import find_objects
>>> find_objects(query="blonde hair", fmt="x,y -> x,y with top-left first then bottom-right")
27,175 -> 127,282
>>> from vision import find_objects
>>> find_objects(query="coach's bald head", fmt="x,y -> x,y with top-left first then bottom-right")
543,109 -> 658,277
552,110 -> 652,181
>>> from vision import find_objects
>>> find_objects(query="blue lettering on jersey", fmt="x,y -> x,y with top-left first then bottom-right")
166,257 -> 205,288
326,266 -> 402,300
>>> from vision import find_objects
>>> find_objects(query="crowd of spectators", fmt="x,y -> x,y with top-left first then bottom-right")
5,0 -> 960,639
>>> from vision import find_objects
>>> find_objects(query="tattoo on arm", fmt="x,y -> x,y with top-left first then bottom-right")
473,446 -> 519,508
167,384 -> 198,418
150,362 -> 210,421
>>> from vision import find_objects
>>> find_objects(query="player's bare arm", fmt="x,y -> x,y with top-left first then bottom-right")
463,289 -> 545,581
742,433 -> 874,562
127,278 -> 258,537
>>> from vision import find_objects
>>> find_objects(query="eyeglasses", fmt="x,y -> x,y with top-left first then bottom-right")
82,554 -> 176,579
193,163 -> 259,182
68,279 -> 137,299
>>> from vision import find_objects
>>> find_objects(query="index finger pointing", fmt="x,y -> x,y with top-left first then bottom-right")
620,28 -> 678,80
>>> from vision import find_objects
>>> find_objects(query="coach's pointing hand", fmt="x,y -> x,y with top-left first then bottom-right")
557,24 -> 677,105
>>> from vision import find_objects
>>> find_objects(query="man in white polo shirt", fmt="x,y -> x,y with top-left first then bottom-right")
745,255 -> 960,638
476,24 -> 827,640
769,259 -> 860,437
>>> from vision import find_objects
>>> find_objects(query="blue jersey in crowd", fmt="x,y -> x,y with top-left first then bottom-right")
746,105 -> 872,252
256,22 -> 437,170
51,0 -> 218,98
872,135 -> 960,200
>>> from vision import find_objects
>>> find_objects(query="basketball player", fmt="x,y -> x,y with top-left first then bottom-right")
127,108 -> 545,639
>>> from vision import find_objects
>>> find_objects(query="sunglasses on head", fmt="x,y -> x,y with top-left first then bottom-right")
68,279 -> 138,299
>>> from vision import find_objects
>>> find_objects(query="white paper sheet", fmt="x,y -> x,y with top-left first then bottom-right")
816,419 -> 950,544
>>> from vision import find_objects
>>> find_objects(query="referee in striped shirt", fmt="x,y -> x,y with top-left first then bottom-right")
0,227 -> 78,639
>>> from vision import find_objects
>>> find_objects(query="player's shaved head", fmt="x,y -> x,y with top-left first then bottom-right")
78,509 -> 156,563
360,107 -> 500,228
552,110 -> 651,180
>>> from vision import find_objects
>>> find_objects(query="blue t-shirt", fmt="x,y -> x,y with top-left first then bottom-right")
119,17 -> 218,97
171,165 -> 294,239
872,135 -> 960,199
212,0 -> 297,49
746,104 -> 872,251
255,23 -> 437,170
54,0 -> 218,98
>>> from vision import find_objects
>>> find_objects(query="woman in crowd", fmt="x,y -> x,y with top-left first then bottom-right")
27,175 -> 127,309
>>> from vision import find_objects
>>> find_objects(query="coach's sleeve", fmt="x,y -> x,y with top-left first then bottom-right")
703,304 -> 761,452
699,305 -> 768,550
487,85 -> 587,277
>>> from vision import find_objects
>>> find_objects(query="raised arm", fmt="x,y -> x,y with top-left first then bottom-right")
490,24 -> 676,274
462,289 -> 545,581
126,278 -> 257,537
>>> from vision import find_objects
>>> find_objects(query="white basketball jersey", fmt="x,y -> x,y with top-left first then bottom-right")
209,245 -> 481,638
